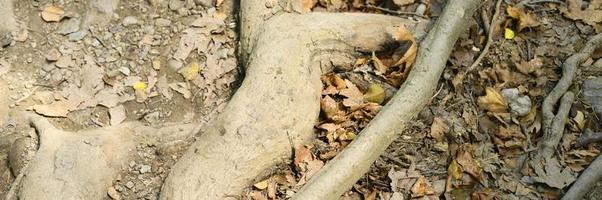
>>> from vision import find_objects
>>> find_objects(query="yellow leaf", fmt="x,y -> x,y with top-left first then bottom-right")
300,0 -> 318,13
448,160 -> 462,180
504,28 -> 515,40
363,84 -> 385,104
132,81 -> 147,90
41,6 -> 64,22
179,62 -> 200,81
478,87 -> 507,113
254,179 -> 269,190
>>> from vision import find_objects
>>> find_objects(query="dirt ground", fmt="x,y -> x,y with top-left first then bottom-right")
1,0 -> 602,199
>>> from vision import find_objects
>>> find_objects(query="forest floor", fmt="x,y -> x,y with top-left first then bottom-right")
1,0 -> 602,199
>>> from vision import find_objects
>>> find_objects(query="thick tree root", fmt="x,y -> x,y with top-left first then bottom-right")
159,12 -> 426,199
562,153 -> 602,200
10,113 -> 199,199
293,0 -> 481,199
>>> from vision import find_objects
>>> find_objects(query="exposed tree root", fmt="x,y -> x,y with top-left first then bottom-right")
293,0 -> 481,199
562,153 -> 602,200
525,34 -> 602,190
159,11 -> 427,199
10,113 -> 199,199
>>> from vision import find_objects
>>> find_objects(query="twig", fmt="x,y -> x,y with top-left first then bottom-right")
561,153 -> 602,200
576,129 -> 602,147
14,86 -> 39,104
363,4 -> 427,18
467,0 -> 503,72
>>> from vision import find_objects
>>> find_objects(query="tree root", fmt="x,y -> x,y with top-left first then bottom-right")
562,153 -> 602,200
10,113 -> 200,199
293,0 -> 481,199
524,34 -> 602,190
159,11 -> 427,199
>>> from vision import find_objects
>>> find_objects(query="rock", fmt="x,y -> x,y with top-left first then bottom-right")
1,32 -> 12,47
169,0 -> 186,10
42,64 -> 56,72
139,164 -> 151,173
107,186 -> 120,200
45,49 -> 61,61
583,77 -> 602,115
57,17 -> 81,35
125,181 -> 135,189
501,88 -> 531,117
67,29 -> 88,41
122,16 -> 139,26
155,18 -> 172,27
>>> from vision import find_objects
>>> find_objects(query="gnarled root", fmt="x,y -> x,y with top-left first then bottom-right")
159,11 -> 427,200
526,34 -> 602,189
9,113 -> 199,199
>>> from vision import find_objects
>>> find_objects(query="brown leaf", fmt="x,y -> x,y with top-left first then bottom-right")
506,6 -> 540,31
41,6 -> 64,22
392,26 -> 418,74
515,57 -> 543,75
372,52 -> 387,74
253,179 -> 269,190
340,80 -> 364,110
320,95 -> 344,121
411,177 -> 436,198
430,117 -> 449,142
562,0 -> 602,30
477,87 -> 508,113
455,145 -> 483,180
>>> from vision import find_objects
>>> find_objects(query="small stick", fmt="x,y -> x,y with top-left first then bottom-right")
467,0 -> 503,72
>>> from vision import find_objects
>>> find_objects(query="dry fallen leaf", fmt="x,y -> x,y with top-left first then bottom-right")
478,87 -> 508,113
392,26 -> 418,72
253,179 -> 269,190
363,84 -> 385,104
562,0 -> 602,30
430,117 -> 449,142
507,6 -> 540,31
340,80 -> 364,110
410,176 -> 436,198
372,52 -> 387,74
41,6 -> 65,22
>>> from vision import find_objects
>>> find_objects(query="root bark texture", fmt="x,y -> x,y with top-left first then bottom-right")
562,153 -> 602,200
292,0 -> 481,199
13,114 -> 198,199
159,11 -> 426,199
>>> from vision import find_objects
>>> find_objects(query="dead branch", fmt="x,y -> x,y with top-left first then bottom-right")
467,0 -> 502,72
562,153 -> 602,200
292,1 -> 482,199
